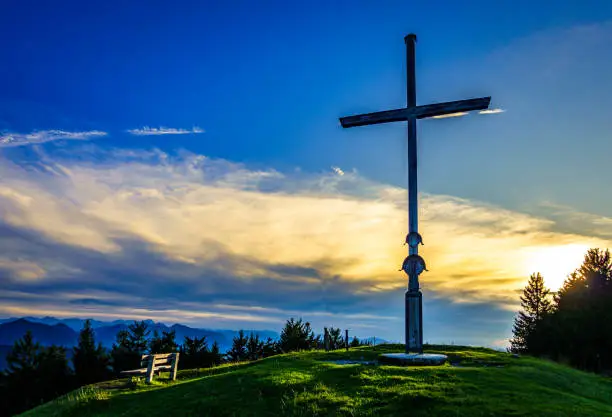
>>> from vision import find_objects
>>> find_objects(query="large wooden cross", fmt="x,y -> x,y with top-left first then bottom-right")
339,34 -> 491,354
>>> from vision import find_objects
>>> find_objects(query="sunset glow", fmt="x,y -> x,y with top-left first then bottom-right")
523,244 -> 590,291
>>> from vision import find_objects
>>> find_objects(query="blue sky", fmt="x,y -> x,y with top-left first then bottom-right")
1,1 -> 612,347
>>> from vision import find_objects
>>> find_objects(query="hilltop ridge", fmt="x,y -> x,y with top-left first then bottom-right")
23,344 -> 612,417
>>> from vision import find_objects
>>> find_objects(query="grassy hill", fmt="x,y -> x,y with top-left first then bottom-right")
22,345 -> 612,417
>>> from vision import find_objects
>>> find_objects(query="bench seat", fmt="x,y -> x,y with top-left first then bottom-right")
120,365 -> 172,375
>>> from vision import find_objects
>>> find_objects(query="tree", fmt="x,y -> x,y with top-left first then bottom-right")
350,336 -> 361,348
262,337 -> 278,358
110,333 -> 130,374
510,273 -> 552,354
5,331 -> 39,377
160,329 -> 178,352
227,330 -> 248,362
149,330 -> 163,354
246,333 -> 264,360
579,248 -> 612,293
210,341 -> 223,365
37,345 -> 73,397
556,249 -> 612,310
279,318 -> 318,353
111,329 -> 134,373
328,327 -> 343,350
549,248 -> 612,371
180,336 -> 210,369
73,319 -> 111,386
150,329 -> 179,354
149,329 -> 178,354
110,321 -> 150,373
4,332 -> 74,415
127,321 -> 150,354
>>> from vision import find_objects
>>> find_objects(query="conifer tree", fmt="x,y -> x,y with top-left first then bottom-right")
4,332 -> 73,415
245,333 -> 264,360
72,319 -> 111,385
210,340 -> 223,365
550,248 -> 612,370
262,337 -> 278,358
110,321 -> 150,373
127,321 -> 150,354
110,329 -> 132,373
38,345 -> 73,397
5,331 -> 39,377
510,273 -> 552,353
180,336 -> 209,369
149,330 -> 163,354
160,329 -> 178,352
279,318 -> 318,352
328,327 -> 343,350
227,330 -> 249,361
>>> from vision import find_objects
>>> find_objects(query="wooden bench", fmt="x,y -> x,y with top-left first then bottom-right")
120,353 -> 180,383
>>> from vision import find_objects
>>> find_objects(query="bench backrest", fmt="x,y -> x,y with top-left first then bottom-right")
140,353 -> 176,368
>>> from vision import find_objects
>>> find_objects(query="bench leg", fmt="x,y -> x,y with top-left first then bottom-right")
146,355 -> 155,384
170,353 -> 179,381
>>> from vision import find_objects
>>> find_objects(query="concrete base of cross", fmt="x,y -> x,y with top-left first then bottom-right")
378,353 -> 447,366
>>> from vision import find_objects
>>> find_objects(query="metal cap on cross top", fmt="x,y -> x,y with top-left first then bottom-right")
338,33 -> 491,354
404,33 -> 417,43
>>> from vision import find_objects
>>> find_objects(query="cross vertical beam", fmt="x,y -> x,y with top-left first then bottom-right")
406,34 -> 418,243
405,34 -> 423,354
338,33 -> 491,357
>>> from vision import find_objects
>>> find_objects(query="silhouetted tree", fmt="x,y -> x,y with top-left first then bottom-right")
127,321 -> 150,354
149,330 -> 163,354
149,329 -> 177,354
246,333 -> 264,360
161,329 -> 178,352
548,249 -> 612,371
210,341 -> 223,365
262,337 -> 278,358
350,336 -> 361,348
510,273 -> 552,354
5,331 -> 39,376
556,249 -> 612,310
279,318 -> 318,353
38,345 -> 73,395
110,321 -> 150,373
73,319 -> 111,386
227,330 -> 249,361
110,329 -> 135,373
328,327 -> 343,350
180,336 -> 210,369
510,248 -> 612,372
3,332 -> 74,415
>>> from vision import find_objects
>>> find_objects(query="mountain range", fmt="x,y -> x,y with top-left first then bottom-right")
0,316 -> 279,370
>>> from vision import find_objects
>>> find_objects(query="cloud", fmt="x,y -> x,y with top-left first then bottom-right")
127,126 -> 205,136
429,107 -> 504,119
479,108 -> 505,115
0,145 -> 609,344
331,166 -> 345,176
431,112 -> 468,119
0,130 -> 107,148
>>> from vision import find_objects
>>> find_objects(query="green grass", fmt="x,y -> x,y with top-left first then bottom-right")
21,345 -> 612,417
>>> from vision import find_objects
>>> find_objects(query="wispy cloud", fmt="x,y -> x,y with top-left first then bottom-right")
331,166 -> 345,176
431,112 -> 469,119
0,130 -> 107,148
479,108 -> 505,115
126,126 -> 205,136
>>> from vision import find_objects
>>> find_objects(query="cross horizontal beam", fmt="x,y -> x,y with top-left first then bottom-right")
339,96 -> 491,128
